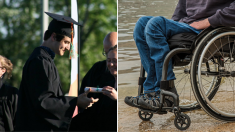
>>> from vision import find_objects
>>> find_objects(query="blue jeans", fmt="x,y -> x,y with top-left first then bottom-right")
133,16 -> 201,93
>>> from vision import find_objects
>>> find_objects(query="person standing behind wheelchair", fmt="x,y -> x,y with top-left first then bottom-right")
125,0 -> 235,110
0,55 -> 18,131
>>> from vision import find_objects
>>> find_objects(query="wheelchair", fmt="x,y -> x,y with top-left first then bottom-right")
137,26 -> 235,130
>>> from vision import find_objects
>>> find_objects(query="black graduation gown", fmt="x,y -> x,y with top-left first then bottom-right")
15,47 -> 77,131
69,60 -> 117,131
0,82 -> 18,132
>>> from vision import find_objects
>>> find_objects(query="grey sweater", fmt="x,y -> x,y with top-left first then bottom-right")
172,0 -> 235,28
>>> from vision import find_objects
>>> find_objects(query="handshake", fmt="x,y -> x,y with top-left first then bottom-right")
76,88 -> 99,109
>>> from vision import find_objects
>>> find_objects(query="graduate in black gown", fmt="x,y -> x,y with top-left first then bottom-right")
69,32 -> 117,131
0,55 -> 18,132
15,12 -> 98,132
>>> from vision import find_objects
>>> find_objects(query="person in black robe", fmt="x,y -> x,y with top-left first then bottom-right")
0,55 -> 18,132
69,32 -> 117,131
15,12 -> 98,132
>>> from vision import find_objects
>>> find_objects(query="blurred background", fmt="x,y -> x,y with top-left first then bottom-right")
0,0 -> 117,93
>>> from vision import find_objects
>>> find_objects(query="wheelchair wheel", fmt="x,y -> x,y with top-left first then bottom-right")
191,29 -> 235,121
138,110 -> 153,121
174,113 -> 191,130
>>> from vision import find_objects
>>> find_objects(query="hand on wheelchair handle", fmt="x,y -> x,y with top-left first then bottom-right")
189,18 -> 210,30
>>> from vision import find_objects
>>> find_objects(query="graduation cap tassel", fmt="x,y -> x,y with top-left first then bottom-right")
69,23 -> 79,59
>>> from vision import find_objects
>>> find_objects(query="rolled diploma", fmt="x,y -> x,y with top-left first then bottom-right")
84,87 -> 103,93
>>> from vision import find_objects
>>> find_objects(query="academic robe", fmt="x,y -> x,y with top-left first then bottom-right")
69,60 -> 117,131
15,47 -> 77,131
0,81 -> 18,132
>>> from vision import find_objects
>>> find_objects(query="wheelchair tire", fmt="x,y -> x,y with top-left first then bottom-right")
191,28 -> 235,121
138,110 -> 153,121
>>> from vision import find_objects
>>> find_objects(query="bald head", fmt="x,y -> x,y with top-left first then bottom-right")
103,32 -> 117,55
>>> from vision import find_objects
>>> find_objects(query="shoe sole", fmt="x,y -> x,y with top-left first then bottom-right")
124,96 -> 141,108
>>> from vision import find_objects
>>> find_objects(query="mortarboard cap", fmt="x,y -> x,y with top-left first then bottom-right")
45,12 -> 82,59
45,12 -> 82,38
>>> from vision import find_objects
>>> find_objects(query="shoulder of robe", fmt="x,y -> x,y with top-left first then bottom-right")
90,60 -> 107,73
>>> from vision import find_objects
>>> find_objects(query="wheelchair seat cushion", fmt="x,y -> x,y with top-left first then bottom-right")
168,32 -> 197,50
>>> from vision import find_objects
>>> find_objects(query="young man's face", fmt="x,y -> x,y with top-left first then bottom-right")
55,36 -> 71,56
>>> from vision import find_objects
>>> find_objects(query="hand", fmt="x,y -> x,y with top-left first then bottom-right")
189,18 -> 210,30
102,86 -> 117,100
76,88 -> 99,109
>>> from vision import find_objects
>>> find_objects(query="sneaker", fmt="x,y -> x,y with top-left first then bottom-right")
124,92 -> 158,108
139,87 -> 178,111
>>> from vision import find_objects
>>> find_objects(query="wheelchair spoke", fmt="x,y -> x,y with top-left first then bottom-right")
179,74 -> 190,100
213,42 -> 225,59
201,81 -> 214,94
228,36 -> 233,63
208,50 -> 223,68
220,38 -> 225,58
175,74 -> 188,88
201,77 -> 213,83
173,63 -> 199,108
175,72 -> 186,78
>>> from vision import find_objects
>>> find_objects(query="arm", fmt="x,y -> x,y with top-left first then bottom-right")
77,61 -> 101,113
191,1 -> 235,29
27,58 -> 96,129
27,58 -> 77,128
208,1 -> 235,28
171,0 -> 187,21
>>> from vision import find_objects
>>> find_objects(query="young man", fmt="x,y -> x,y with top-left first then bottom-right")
15,12 -> 98,131
125,0 -> 235,110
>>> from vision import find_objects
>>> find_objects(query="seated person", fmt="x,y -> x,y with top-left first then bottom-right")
0,55 -> 18,131
125,0 -> 235,110
69,33 -> 117,131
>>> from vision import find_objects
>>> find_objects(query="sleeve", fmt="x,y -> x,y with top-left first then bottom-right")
208,1 -> 235,27
27,58 -> 77,129
171,0 -> 187,21
12,88 -> 18,130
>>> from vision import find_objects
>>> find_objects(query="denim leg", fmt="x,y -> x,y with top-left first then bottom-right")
133,16 -> 156,91
144,16 -> 201,91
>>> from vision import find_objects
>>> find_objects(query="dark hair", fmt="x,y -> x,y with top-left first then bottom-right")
44,30 -> 65,42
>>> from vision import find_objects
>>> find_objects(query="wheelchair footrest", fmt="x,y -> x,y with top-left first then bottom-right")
160,90 -> 179,106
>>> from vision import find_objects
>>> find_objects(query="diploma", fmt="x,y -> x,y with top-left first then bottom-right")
84,87 -> 103,93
